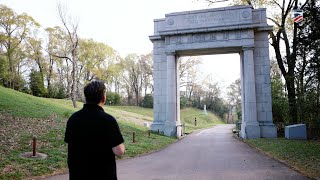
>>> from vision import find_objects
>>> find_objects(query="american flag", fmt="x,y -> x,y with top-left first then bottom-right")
293,10 -> 303,23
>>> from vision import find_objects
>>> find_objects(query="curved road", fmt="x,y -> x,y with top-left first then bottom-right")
46,124 -> 309,180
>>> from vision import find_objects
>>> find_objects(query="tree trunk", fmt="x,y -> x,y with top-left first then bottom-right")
71,50 -> 77,108
47,56 -> 54,92
7,51 -> 13,89
285,77 -> 297,123
135,91 -> 139,106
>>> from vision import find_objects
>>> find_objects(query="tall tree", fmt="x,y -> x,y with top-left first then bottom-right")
44,26 -> 66,94
226,79 -> 241,123
139,53 -> 153,96
121,54 -> 143,106
53,4 -> 79,108
0,5 -> 39,89
24,26 -> 44,79
295,0 -> 320,125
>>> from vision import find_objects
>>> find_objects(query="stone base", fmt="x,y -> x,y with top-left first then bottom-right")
150,122 -> 164,133
285,124 -> 307,140
164,123 -> 177,137
176,125 -> 182,137
260,124 -> 277,138
20,152 -> 47,159
241,123 -> 261,139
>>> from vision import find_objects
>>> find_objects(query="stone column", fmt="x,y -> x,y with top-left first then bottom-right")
150,40 -> 165,133
241,47 -> 260,139
176,57 -> 181,137
164,52 -> 178,136
254,31 -> 277,138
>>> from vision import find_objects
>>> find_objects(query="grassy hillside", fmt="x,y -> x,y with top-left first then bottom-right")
0,86 -> 223,179
0,86 -> 175,179
109,106 -> 225,133
0,86 -> 76,118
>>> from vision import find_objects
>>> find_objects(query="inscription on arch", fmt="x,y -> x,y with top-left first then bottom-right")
165,30 -> 253,45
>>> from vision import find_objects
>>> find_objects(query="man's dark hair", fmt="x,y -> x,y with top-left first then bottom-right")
84,81 -> 106,104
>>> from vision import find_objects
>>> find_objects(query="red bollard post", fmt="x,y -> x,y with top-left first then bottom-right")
32,137 -> 37,157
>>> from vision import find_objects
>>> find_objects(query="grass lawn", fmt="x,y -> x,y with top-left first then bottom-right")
180,107 -> 225,133
109,106 -> 225,134
0,86 -> 176,179
0,86 -> 224,179
109,106 -> 153,117
246,138 -> 320,178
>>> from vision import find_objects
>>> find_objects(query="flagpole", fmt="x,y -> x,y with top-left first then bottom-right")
292,0 -> 298,67
290,0 -> 299,124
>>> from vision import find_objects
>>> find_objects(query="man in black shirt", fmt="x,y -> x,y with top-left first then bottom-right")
65,81 -> 125,180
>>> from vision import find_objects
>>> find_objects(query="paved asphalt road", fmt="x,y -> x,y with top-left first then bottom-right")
45,124 -> 309,180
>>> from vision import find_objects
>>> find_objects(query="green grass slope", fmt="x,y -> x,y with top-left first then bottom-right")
0,86 -> 77,118
109,106 -> 225,133
0,86 -> 175,179
246,138 -> 320,178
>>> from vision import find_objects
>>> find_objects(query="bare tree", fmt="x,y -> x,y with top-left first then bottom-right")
52,4 -> 79,108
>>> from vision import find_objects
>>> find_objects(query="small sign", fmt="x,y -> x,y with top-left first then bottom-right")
293,9 -> 303,23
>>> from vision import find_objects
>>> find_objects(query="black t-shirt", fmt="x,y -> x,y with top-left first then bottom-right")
65,104 -> 124,180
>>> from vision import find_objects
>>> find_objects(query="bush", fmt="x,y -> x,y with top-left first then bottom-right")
0,55 -> 9,86
141,94 -> 153,108
29,70 -> 46,97
106,92 -> 121,105
47,83 -> 66,99
180,96 -> 188,109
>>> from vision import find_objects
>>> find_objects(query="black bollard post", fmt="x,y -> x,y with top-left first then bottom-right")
148,130 -> 151,138
133,132 -> 136,143
157,129 -> 160,135
32,137 -> 37,157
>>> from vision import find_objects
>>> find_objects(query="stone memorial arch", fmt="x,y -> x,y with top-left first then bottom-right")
149,5 -> 277,139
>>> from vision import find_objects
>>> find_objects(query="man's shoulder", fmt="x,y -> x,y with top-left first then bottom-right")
100,111 -> 117,122
69,109 -> 83,119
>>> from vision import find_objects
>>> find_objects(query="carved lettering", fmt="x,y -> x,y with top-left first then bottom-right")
185,15 -> 197,24
193,34 -> 201,42
235,31 -> 241,39
165,37 -> 170,45
210,33 -> 217,41
176,36 -> 182,44
187,35 -> 193,43
166,30 -> 248,45
223,32 -> 229,40
182,11 -> 236,26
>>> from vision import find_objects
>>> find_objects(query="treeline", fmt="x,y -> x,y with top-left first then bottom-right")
271,1 -> 320,137
0,4 -> 230,119
0,4 -> 153,108
179,57 -> 232,119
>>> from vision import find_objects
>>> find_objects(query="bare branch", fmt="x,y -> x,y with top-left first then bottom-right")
270,0 -> 282,9
301,0 -> 310,8
267,17 -> 281,27
51,54 -> 72,62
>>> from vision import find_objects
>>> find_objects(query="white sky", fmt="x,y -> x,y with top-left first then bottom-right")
1,0 -> 240,92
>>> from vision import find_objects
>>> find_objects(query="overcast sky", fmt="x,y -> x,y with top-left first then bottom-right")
1,0 -> 240,92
